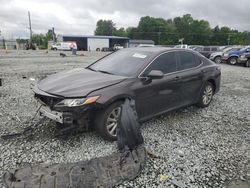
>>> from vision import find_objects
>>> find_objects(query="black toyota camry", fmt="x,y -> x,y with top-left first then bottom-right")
34,47 -> 221,140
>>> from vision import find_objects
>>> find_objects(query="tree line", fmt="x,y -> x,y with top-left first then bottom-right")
94,14 -> 250,45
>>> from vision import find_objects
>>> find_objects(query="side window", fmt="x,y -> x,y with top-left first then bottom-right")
178,51 -> 200,70
143,52 -> 177,75
203,47 -> 210,51
196,47 -> 203,51
211,47 -> 218,51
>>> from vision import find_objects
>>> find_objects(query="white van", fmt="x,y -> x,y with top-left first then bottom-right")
51,42 -> 77,51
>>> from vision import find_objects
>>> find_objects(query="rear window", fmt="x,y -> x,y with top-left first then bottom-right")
203,47 -> 210,51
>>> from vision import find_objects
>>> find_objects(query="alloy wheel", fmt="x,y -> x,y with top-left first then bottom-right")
215,56 -> 221,64
202,85 -> 213,105
106,107 -> 121,137
230,58 -> 237,65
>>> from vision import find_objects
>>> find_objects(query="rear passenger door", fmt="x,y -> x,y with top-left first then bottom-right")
176,51 -> 203,105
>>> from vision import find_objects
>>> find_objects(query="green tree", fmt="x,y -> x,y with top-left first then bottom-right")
114,27 -> 127,37
94,20 -> 116,36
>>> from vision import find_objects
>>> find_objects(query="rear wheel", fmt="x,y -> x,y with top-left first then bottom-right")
228,57 -> 237,65
196,82 -> 214,108
95,101 -> 122,141
214,56 -> 222,64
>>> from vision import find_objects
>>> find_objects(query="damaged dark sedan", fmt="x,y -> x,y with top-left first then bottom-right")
34,47 -> 221,140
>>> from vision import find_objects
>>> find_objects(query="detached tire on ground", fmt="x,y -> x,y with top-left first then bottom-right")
95,101 -> 123,141
196,82 -> 214,108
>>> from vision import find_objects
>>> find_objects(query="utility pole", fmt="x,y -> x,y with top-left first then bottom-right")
158,27 -> 161,45
227,34 -> 230,45
28,11 -> 32,47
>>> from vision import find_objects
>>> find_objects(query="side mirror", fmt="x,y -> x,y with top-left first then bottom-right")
246,49 -> 250,52
147,70 -> 164,79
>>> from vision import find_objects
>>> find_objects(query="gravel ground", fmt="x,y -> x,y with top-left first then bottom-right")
0,50 -> 249,188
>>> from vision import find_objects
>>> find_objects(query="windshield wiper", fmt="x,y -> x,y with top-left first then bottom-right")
97,70 -> 114,75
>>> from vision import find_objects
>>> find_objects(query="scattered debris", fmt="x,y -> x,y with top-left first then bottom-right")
2,99 -> 147,188
159,174 -> 169,181
59,52 -> 66,57
171,179 -> 187,188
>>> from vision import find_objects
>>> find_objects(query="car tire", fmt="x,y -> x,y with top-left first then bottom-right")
214,56 -> 221,64
95,101 -> 123,141
196,82 -> 214,108
245,59 -> 250,67
228,57 -> 237,65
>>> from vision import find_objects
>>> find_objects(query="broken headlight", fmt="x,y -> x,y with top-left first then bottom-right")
55,96 -> 100,107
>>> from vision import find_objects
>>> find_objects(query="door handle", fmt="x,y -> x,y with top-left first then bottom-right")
173,76 -> 181,81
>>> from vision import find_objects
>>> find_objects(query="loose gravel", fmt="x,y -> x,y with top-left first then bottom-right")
0,50 -> 249,188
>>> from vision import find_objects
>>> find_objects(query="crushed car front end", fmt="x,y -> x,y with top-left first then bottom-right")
33,85 -> 101,129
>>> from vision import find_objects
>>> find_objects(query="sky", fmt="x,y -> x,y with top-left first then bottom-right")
0,0 -> 250,39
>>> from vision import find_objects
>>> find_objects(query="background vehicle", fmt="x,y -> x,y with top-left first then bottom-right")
221,45 -> 250,65
209,46 -> 242,63
174,44 -> 189,49
137,44 -> 155,47
193,46 -> 220,58
113,44 -> 124,51
51,42 -> 77,51
101,47 -> 114,52
34,47 -> 221,141
238,53 -> 250,67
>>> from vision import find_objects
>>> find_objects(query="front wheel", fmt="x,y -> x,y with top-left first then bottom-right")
95,101 -> 122,141
196,82 -> 214,108
245,59 -> 250,67
228,57 -> 237,65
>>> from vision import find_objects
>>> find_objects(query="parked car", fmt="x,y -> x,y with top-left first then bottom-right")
34,47 -> 221,141
51,42 -> 77,51
221,45 -> 250,65
101,47 -> 113,52
113,44 -> 124,51
238,52 -> 250,67
209,46 -> 242,63
193,46 -> 220,58
174,44 -> 189,49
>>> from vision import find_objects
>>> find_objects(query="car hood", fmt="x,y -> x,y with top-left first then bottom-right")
210,51 -> 223,57
37,68 -> 126,97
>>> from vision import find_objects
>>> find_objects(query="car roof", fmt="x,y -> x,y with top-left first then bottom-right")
122,47 -> 197,56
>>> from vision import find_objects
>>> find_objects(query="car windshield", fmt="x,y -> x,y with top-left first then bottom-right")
240,46 -> 250,52
88,50 -> 153,76
226,47 -> 242,53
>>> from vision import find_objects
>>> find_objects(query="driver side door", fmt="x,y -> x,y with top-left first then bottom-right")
133,51 -> 182,120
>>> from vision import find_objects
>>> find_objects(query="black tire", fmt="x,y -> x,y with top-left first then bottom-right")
228,57 -> 237,65
196,82 -> 214,108
245,59 -> 250,67
214,56 -> 221,64
95,101 -> 123,141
